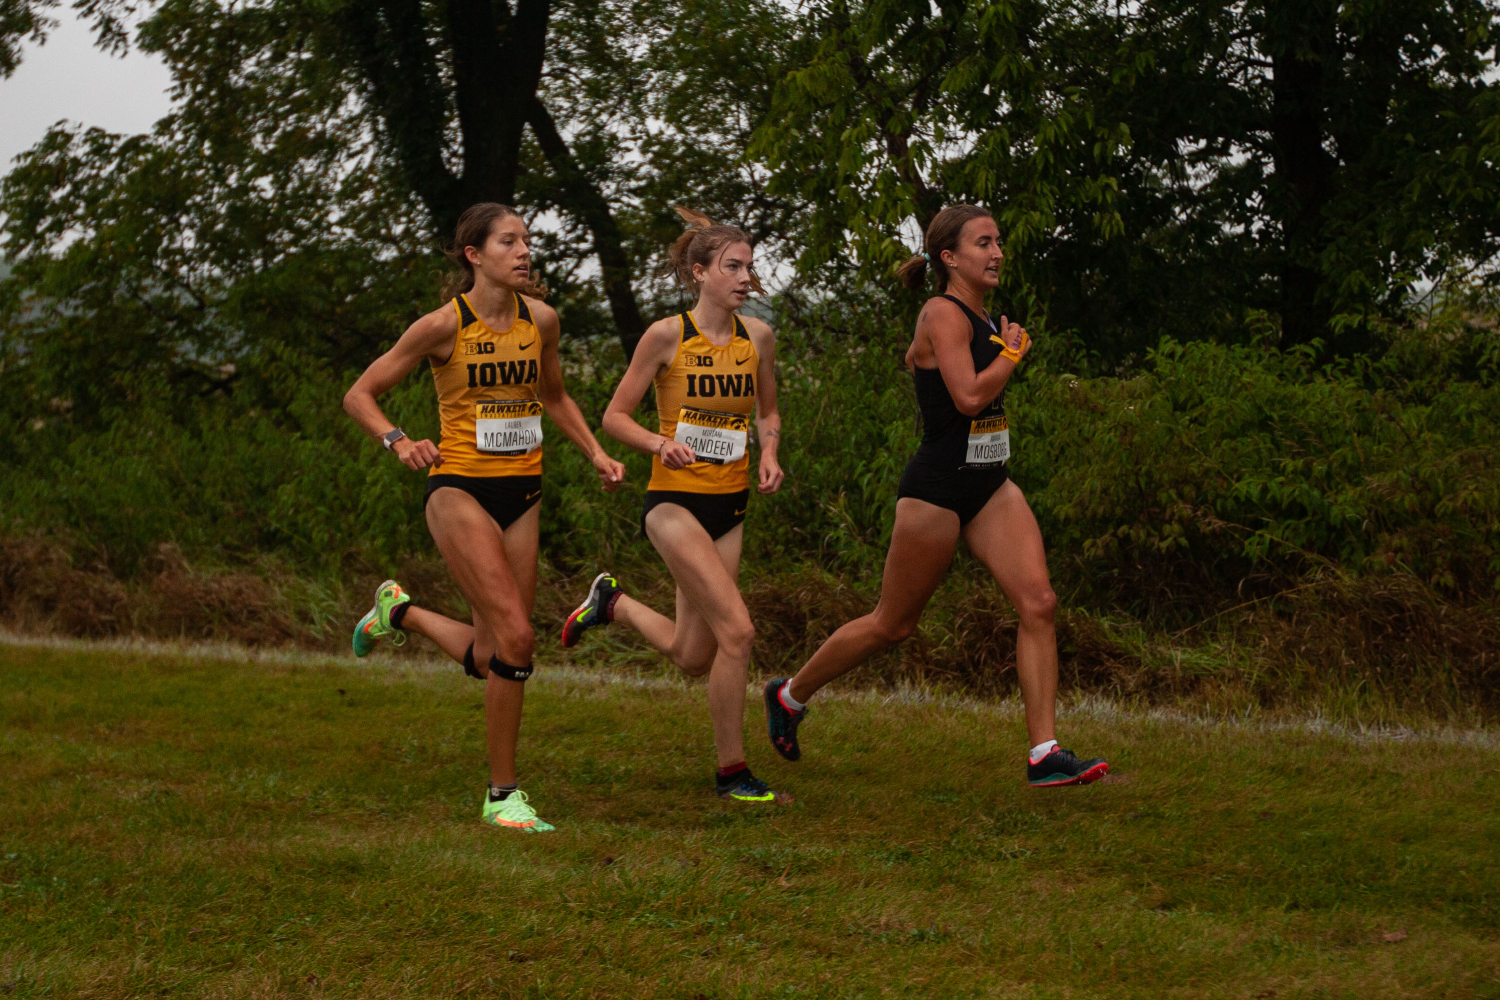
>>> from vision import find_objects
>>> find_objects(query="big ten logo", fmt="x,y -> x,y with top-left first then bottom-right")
464,341 -> 497,355
684,355 -> 714,367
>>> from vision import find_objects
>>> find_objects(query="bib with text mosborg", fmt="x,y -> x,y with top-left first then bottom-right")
674,406 -> 749,465
476,399 -> 543,455
966,414 -> 1010,467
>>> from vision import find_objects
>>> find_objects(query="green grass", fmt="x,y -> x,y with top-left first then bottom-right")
2,638 -> 1499,999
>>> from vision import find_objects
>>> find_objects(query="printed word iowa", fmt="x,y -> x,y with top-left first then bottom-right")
467,360 -> 539,388
685,374 -> 755,399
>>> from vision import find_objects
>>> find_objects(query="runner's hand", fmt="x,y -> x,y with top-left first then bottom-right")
758,455 -> 784,494
592,451 -> 627,492
659,439 -> 697,470
999,316 -> 1032,360
393,437 -> 443,470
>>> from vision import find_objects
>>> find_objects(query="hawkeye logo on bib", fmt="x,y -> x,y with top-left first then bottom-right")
684,373 -> 754,399
674,406 -> 749,465
476,399 -> 543,455
966,414 -> 1010,467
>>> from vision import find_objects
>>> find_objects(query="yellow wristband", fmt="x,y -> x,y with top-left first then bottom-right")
1001,331 -> 1031,365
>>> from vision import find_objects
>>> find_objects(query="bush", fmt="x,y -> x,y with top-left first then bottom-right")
3,293 -> 1498,719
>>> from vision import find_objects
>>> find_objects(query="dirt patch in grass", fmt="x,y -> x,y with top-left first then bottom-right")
4,533 -> 1497,722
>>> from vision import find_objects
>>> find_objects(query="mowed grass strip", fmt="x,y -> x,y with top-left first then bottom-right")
2,642 -> 1498,999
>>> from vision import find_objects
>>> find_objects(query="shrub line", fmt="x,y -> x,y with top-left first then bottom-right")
6,630 -> 1497,750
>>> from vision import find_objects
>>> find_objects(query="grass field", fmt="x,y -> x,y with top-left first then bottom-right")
2,637 -> 1499,999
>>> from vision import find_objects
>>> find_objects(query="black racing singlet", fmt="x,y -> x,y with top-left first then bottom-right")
896,294 -> 1011,524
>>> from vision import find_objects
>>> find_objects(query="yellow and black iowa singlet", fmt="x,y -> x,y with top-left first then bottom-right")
430,292 -> 544,478
649,312 -> 759,494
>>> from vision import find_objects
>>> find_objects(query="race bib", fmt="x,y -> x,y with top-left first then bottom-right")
475,399 -> 543,455
966,414 -> 1010,467
674,406 -> 749,465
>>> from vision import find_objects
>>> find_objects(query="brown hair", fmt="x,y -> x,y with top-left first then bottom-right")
895,205 -> 994,293
441,202 -> 548,302
661,205 -> 764,296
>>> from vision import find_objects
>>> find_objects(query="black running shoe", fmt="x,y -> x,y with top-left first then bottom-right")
561,572 -> 621,649
716,767 -> 786,804
1028,747 -> 1109,787
764,677 -> 808,761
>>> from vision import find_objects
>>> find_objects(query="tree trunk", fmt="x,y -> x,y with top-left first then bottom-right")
527,97 -> 647,357
1266,0 -> 1336,348
338,0 -> 646,355
337,0 -> 464,232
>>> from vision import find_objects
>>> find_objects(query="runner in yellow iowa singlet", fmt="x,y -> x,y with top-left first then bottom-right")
342,202 -> 626,833
560,207 -> 790,805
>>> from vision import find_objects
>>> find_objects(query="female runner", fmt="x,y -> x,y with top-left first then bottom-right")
559,208 -> 788,805
762,205 -> 1109,787
342,202 -> 626,832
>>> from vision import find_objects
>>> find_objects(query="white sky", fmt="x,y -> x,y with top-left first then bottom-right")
0,12 -> 173,171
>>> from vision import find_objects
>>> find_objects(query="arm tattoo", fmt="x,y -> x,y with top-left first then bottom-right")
765,429 -> 781,438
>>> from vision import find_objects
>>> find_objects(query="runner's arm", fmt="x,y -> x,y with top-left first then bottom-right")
342,307 -> 454,470
531,297 -> 625,491
746,317 -> 784,494
926,298 -> 1031,416
601,320 -> 697,469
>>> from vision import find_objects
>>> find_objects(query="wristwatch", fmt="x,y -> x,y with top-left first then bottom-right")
382,427 -> 407,450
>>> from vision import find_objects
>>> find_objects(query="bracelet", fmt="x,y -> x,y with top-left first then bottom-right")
656,437 -> 668,456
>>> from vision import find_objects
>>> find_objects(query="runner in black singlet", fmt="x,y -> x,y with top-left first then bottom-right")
897,292 -> 1013,525
763,205 -> 1109,788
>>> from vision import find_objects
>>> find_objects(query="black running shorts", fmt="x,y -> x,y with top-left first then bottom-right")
425,474 -> 542,530
896,462 -> 1008,527
641,489 -> 750,541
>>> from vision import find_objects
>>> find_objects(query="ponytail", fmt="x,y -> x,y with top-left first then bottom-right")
898,205 -> 993,293
662,205 -> 764,295
895,254 -> 929,290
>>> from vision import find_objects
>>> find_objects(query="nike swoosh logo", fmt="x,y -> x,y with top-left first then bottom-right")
525,490 -> 541,500
733,508 -> 747,516
735,356 -> 750,365
518,339 -> 536,350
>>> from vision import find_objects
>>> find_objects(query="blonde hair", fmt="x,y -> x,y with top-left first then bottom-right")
661,205 -> 764,295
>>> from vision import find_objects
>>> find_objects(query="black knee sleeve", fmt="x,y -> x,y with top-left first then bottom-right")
488,655 -> 533,682
462,643 -> 483,680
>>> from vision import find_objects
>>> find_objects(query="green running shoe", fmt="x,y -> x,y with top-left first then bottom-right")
561,572 -> 622,649
352,579 -> 411,658
481,789 -> 556,832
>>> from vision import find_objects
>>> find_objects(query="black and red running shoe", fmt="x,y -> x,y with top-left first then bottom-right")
764,677 -> 808,761
1027,747 -> 1108,787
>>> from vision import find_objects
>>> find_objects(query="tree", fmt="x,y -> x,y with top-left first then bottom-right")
753,0 -> 1500,361
327,0 -> 646,352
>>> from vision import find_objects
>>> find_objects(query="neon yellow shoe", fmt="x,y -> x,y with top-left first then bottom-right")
481,789 -> 556,832
352,579 -> 410,658
715,768 -> 791,804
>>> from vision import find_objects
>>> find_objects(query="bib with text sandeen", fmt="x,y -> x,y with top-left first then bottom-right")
674,406 -> 749,465
476,399 -> 543,455
966,414 -> 1010,467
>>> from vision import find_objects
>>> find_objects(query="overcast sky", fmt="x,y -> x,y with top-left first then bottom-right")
0,13 -> 174,171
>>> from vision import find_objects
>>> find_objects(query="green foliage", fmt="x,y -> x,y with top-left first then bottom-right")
750,0 -> 1500,360
1020,333 -> 1500,619
7,283 -> 1498,624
